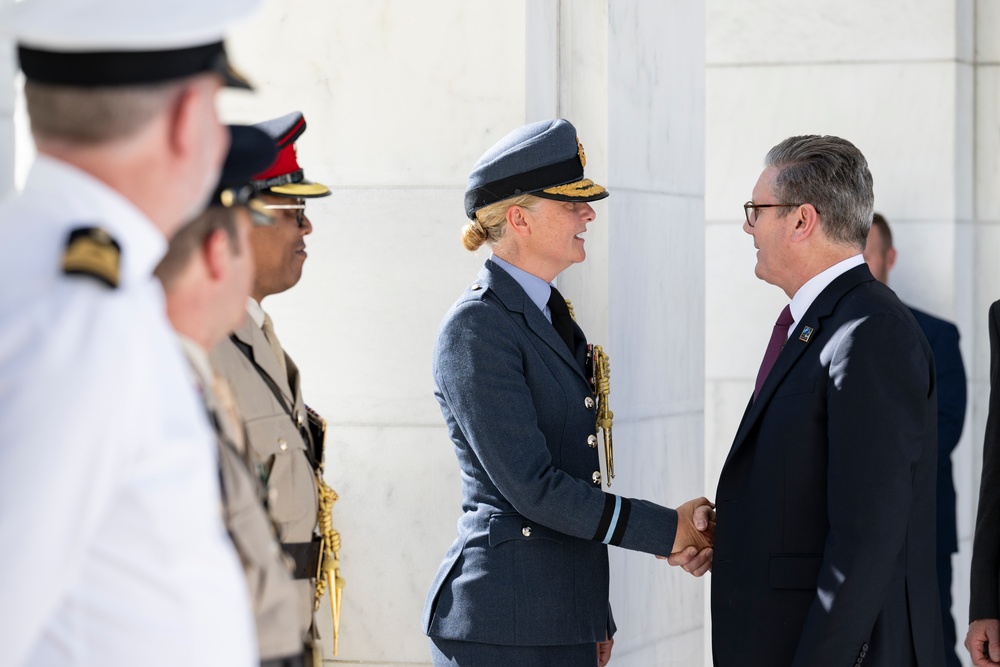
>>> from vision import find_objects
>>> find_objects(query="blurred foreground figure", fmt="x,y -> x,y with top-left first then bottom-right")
157,125 -> 308,667
0,0 -> 261,665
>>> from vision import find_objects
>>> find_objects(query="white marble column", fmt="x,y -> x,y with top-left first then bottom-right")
539,1 -> 708,665
706,1 -> 982,664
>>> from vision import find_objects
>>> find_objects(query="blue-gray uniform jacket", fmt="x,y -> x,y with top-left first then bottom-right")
422,259 -> 679,647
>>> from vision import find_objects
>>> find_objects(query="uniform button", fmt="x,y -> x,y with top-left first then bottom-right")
296,412 -> 304,426
584,397 -> 595,409
592,471 -> 601,485
278,438 -> 288,452
522,526 -> 532,537
587,434 -> 598,448
470,283 -> 482,291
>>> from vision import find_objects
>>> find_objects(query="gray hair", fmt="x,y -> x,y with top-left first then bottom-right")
764,135 -> 874,247
25,78 -> 189,145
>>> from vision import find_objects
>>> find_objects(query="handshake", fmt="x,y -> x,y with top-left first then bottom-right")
655,497 -> 715,577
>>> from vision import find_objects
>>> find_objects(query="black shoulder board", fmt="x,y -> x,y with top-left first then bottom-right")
62,227 -> 121,288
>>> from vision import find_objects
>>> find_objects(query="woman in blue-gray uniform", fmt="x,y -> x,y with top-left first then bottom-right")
422,118 -> 713,666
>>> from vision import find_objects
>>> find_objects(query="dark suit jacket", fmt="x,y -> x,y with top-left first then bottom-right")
712,264 -> 943,667
970,300 -> 1000,620
908,307 -> 966,556
422,260 -> 678,647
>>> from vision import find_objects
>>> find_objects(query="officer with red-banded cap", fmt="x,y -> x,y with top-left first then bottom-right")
212,111 -> 342,665
0,0 -> 262,666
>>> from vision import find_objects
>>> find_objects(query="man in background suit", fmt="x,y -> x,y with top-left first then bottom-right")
864,213 -> 967,667
712,135 -> 943,667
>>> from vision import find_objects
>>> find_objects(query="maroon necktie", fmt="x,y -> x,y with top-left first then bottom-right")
753,305 -> 794,401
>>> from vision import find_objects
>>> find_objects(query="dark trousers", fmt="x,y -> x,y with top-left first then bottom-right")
938,550 -> 961,667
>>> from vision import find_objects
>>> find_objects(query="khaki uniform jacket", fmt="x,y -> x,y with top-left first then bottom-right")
211,316 -> 318,641
180,342 -> 304,660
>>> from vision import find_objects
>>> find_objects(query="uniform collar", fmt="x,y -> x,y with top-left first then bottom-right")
27,154 -> 166,286
490,253 -> 554,322
245,296 -> 265,328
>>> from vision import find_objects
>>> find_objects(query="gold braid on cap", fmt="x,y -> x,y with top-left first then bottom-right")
542,179 -> 606,197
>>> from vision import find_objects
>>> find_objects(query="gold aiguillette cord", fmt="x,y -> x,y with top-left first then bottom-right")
592,345 -> 614,485
314,470 -> 344,656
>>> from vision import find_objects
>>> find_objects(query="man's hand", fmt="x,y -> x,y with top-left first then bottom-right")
597,635 -> 614,667
656,499 -> 715,576
662,544 -> 713,576
967,619 -> 1000,666
673,497 -> 715,553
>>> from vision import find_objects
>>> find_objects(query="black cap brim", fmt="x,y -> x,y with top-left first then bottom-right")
18,41 -> 253,89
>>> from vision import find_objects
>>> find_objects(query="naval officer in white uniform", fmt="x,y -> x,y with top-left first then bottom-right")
0,0 -> 262,665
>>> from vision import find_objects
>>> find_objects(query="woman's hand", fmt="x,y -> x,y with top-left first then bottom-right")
597,635 -> 614,666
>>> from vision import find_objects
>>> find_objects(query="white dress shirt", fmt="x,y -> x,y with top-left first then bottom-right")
786,254 -> 865,338
0,155 -> 256,667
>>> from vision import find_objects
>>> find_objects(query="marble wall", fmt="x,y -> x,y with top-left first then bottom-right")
219,1 -> 707,664
706,1 -> 996,664
0,0 -> 14,197
558,2 -> 708,664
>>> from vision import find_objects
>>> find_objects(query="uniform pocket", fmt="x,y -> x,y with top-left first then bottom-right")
488,513 -> 565,546
244,414 -> 314,524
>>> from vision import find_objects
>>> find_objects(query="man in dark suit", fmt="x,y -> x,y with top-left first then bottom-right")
968,301 -> 1000,666
712,135 -> 943,667
864,213 -> 967,667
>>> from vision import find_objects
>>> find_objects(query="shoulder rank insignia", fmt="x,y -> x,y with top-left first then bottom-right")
62,227 -> 120,288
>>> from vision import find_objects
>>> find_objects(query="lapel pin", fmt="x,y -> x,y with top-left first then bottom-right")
799,326 -> 815,343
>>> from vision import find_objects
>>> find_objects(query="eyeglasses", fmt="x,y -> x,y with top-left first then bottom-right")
262,203 -> 307,228
743,201 -> 819,227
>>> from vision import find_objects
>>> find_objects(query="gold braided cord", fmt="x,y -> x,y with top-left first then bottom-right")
542,179 -> 606,198
313,472 -> 344,656
592,345 -> 614,486
564,299 -> 576,322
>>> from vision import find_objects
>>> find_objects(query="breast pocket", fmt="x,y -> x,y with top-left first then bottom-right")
245,414 -> 315,526
773,378 -> 817,399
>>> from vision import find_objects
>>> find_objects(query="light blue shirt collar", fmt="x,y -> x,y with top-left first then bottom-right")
490,254 -> 554,323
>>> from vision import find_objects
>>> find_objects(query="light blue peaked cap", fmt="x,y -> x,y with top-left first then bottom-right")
464,118 -> 608,219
